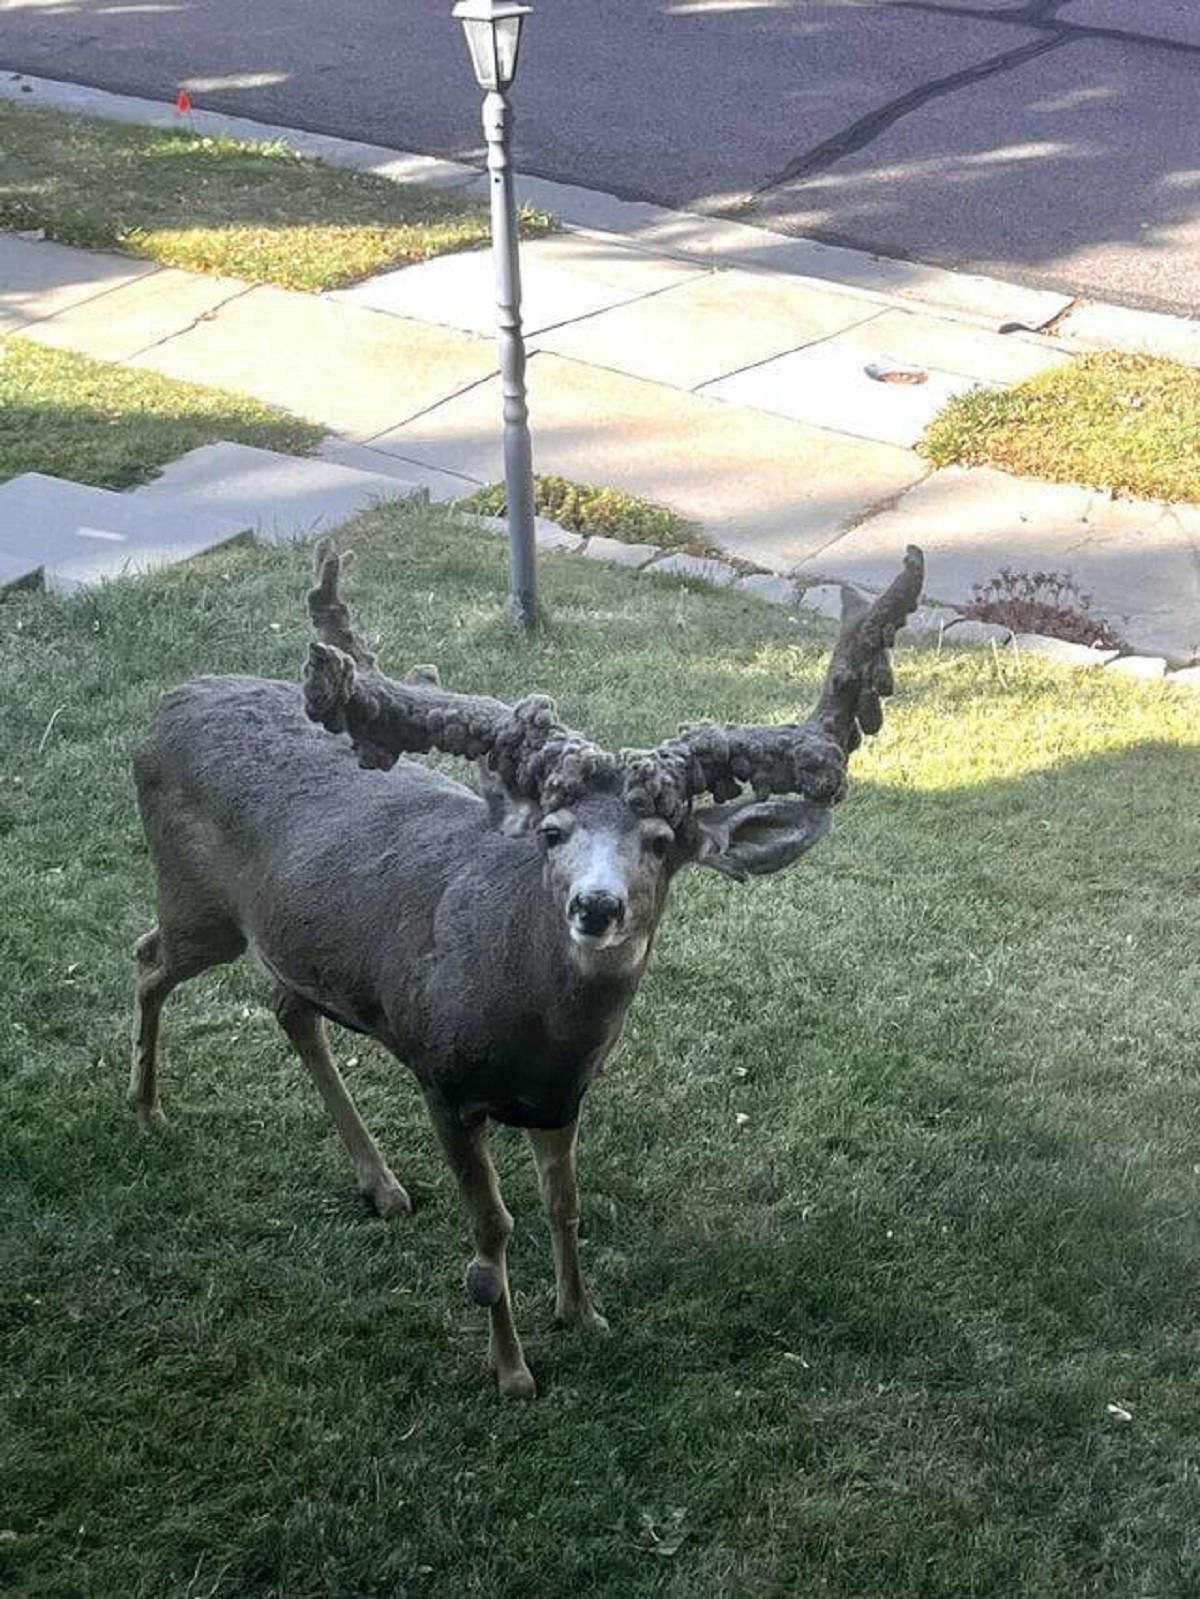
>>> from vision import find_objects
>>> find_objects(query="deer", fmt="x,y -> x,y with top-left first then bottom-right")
130,539 -> 923,1398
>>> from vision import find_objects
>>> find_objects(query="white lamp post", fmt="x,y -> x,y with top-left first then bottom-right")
452,0 -> 538,630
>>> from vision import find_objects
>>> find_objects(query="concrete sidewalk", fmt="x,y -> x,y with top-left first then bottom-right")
2,217 -> 1197,663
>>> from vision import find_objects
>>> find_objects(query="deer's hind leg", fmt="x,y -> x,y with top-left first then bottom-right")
129,916 -> 246,1132
273,989 -> 411,1219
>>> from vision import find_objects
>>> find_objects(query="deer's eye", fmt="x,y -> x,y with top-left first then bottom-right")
541,823 -> 567,848
646,831 -> 673,859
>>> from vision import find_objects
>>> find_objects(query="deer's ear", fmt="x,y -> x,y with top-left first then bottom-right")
477,762 -> 541,835
686,798 -> 832,881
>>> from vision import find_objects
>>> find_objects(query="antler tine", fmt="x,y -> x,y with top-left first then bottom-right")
810,545 -> 924,754
301,542 -> 603,797
635,546 -> 924,820
307,538 -> 378,670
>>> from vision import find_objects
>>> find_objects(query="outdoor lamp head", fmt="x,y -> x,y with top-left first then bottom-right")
453,0 -> 530,93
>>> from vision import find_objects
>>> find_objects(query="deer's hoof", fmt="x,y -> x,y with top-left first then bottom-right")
466,1259 -> 504,1308
497,1363 -> 537,1400
556,1301 -> 610,1335
365,1176 -> 412,1219
130,1099 -> 167,1134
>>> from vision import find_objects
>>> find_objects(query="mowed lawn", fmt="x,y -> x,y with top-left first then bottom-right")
2,506 -> 1198,1597
0,101 -> 552,293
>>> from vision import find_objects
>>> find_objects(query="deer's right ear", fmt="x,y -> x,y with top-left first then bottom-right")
686,798 -> 832,881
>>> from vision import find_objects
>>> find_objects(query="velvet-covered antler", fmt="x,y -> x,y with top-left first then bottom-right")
624,546 -> 925,824
303,542 -> 621,800
302,540 -> 923,820
810,545 -> 925,754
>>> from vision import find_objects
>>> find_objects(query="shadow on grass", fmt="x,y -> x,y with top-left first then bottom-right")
0,340 -> 321,489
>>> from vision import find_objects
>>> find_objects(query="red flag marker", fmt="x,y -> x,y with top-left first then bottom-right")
176,89 -> 192,115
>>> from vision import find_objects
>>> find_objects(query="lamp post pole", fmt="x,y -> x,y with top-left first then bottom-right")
480,84 -> 538,630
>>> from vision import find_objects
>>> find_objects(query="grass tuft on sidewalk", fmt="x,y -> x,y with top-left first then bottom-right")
459,474 -> 706,553
921,351 -> 1200,504
0,102 -> 554,293
2,504 -> 1199,1596
0,338 -> 321,487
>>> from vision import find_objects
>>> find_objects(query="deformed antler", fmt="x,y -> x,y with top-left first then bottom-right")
810,545 -> 925,754
302,540 -> 924,821
624,545 -> 925,825
303,542 -> 621,800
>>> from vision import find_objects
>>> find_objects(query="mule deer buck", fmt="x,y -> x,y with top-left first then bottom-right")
131,540 -> 923,1397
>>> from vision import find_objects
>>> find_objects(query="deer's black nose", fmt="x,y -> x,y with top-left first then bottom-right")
569,890 -> 626,936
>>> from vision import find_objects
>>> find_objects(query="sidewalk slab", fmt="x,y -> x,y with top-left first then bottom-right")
801,466 -> 1200,663
705,340 -> 982,449
0,235 -> 156,334
132,443 -> 422,543
316,438 -> 479,501
828,309 -> 1073,387
20,270 -> 249,362
613,209 -> 1073,331
0,474 -> 247,591
129,288 -> 497,440
537,269 -> 883,391
331,232 -> 704,337
369,352 -> 925,570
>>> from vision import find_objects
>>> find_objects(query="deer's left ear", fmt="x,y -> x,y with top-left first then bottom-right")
686,798 -> 832,881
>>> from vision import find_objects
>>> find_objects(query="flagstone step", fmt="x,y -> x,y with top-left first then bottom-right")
131,443 -> 424,543
0,473 -> 247,593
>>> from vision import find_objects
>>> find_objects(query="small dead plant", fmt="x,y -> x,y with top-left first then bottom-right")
964,568 -> 1126,650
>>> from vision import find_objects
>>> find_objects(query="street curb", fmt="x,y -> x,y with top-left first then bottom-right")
5,68 -> 1198,360
451,513 -> 1199,685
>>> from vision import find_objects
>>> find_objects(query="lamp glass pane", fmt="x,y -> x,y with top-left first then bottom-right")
493,14 -> 524,89
461,19 -> 500,90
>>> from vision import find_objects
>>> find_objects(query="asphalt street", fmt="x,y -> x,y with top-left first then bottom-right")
3,0 -> 1198,314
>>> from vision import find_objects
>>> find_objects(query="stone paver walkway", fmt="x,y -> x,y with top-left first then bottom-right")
2,224 -> 1197,662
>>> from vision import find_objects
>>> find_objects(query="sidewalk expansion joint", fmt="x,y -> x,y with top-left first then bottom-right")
793,469 -> 937,572
357,367 -> 501,445
121,282 -> 257,362
7,257 -> 164,333
691,309 -> 889,396
523,271 -> 717,342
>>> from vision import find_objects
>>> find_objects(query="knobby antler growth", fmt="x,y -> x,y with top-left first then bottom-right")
305,541 -> 622,796
624,545 -> 924,827
303,540 -> 924,819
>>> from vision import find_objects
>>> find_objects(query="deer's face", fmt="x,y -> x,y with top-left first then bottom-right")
537,791 -> 676,969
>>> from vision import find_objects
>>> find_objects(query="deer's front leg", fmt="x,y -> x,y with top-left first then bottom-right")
428,1100 -> 535,1400
527,1121 -> 608,1333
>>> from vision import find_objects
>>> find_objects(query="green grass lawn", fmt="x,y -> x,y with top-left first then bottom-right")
0,102 -> 553,293
2,506 -> 1199,1596
922,351 -> 1200,504
0,338 -> 322,488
